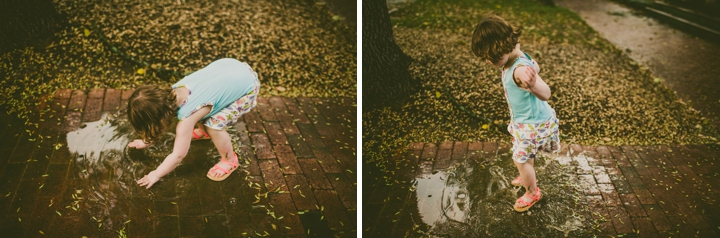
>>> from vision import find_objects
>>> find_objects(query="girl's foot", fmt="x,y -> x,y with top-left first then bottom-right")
514,187 -> 542,212
207,152 -> 239,181
192,128 -> 211,141
511,176 -> 538,186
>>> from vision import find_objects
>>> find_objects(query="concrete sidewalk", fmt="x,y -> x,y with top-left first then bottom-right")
0,88 -> 356,237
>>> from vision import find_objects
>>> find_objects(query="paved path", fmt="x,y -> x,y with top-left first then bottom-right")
364,141 -> 720,237
0,88 -> 356,237
555,0 -> 720,127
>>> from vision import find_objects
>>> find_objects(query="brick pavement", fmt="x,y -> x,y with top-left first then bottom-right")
0,89 -> 356,237
364,141 -> 720,237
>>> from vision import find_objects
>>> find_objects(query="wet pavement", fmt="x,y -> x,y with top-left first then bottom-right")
555,0 -> 720,127
0,89 -> 356,237
363,141 -> 720,237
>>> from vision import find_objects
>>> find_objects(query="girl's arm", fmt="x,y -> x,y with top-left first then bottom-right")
513,66 -> 551,101
137,106 -> 211,188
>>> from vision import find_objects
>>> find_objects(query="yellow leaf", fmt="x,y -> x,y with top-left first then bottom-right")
137,68 -> 145,75
84,28 -> 90,37
482,124 -> 489,130
435,91 -> 441,98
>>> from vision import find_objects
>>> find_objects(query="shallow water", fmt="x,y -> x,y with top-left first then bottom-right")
411,150 -> 597,237
47,111 -> 262,236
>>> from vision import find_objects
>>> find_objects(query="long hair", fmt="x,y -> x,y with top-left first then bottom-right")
127,85 -> 177,144
471,15 -> 522,63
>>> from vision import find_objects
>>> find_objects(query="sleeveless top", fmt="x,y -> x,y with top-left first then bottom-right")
172,58 -> 258,121
501,52 -> 554,124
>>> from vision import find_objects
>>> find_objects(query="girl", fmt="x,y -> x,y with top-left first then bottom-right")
471,15 -> 560,212
127,58 -> 260,188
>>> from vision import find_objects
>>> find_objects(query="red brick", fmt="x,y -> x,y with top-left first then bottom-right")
243,111 -> 264,133
482,142 -> 497,154
269,193 -> 304,236
297,97 -> 319,114
251,133 -> 276,159
82,98 -> 103,122
586,195 -> 610,221
409,142 -> 424,151
281,97 -> 311,124
88,88 -> 104,99
274,145 -> 301,174
634,146 -> 660,168
67,90 -> 86,111
54,89 -> 72,99
579,175 -> 600,195
312,148 -> 341,174
264,121 -> 288,145
468,142 -> 482,151
259,160 -> 288,193
593,166 -> 612,184
433,149 -> 452,170
575,156 -> 593,175
451,142 -> 467,160
606,206 -> 634,234
121,89 -> 134,100
102,88 -> 121,112
598,183 -> 621,207
298,159 -> 331,190
297,123 -> 325,149
570,144 -> 583,156
643,204 -> 672,231
609,146 -> 631,167
256,98 -> 278,121
438,141 -> 453,150
420,143 -> 437,160
314,190 -> 351,231
619,193 -> 647,217
277,111 -> 299,135
284,175 -> 317,211
666,216 -> 695,238
633,187 -> 656,205
310,115 -> 336,139
675,202 -> 710,230
630,217 -> 658,237
416,160 -> 433,176
327,173 -> 356,209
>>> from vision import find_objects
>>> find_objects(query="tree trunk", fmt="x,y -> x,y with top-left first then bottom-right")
362,0 -> 418,108
0,0 -> 64,54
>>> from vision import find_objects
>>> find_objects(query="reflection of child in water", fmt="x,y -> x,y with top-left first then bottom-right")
127,58 -> 260,188
471,15 -> 561,212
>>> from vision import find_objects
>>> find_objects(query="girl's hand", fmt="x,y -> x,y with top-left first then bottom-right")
137,171 -> 160,189
128,139 -> 150,149
521,66 -> 537,89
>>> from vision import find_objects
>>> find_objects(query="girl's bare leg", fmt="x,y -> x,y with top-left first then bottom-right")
514,158 -> 538,204
204,125 -> 235,177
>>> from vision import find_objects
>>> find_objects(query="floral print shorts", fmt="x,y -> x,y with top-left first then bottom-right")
508,115 -> 561,163
203,79 -> 260,130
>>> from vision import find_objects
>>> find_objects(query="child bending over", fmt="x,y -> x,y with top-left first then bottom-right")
128,58 -> 260,188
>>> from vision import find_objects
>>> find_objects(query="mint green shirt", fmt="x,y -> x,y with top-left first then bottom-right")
172,58 -> 259,121
501,53 -> 554,124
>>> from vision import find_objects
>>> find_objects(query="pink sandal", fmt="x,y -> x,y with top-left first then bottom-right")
511,176 -> 538,187
206,152 -> 239,181
192,129 -> 211,141
514,187 -> 542,212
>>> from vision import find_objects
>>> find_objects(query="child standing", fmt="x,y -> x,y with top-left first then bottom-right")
471,15 -> 560,212
127,58 -> 261,188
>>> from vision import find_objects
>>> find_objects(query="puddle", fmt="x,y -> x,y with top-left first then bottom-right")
411,150 -> 595,237
56,111 -> 258,235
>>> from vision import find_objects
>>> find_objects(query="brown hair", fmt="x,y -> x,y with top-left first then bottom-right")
127,85 -> 177,144
471,15 -> 522,63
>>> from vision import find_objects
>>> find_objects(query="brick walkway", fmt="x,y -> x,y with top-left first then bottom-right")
0,88 -> 356,237
364,141 -> 720,237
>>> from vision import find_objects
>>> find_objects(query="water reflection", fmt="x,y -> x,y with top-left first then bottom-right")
413,151 -> 596,237
60,111 -> 249,234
